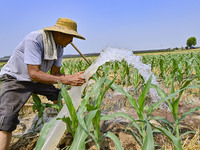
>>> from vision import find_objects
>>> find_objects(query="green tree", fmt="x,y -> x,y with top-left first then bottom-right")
186,37 -> 197,49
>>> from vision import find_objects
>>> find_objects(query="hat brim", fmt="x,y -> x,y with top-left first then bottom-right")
43,26 -> 85,40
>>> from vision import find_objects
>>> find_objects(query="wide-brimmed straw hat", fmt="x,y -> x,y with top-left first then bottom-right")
43,18 -> 85,40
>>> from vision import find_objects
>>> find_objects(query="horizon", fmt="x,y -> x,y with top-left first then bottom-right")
1,46 -> 199,60
0,0 -> 200,57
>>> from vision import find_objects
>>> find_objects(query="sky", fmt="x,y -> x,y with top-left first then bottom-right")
0,0 -> 200,57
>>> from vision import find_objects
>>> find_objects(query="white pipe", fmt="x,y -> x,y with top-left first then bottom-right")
41,62 -> 99,150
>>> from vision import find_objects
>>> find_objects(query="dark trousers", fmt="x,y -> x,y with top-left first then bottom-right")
0,74 -> 60,132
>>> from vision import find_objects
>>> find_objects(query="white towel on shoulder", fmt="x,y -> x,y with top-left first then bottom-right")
39,30 -> 57,60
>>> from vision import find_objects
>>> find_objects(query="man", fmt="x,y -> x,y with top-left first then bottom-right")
0,18 -> 86,150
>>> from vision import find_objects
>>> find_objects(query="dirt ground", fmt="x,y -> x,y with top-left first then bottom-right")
9,85 -> 200,150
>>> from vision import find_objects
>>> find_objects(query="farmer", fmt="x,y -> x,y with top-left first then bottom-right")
0,18 -> 86,150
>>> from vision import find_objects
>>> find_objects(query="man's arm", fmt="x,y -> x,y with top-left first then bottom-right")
27,64 -> 85,86
50,65 -> 65,76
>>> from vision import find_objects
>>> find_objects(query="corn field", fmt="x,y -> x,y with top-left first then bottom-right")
1,51 -> 200,149
34,51 -> 200,150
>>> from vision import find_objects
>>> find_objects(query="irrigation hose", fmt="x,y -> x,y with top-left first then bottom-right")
70,42 -> 101,77
70,42 -> 114,91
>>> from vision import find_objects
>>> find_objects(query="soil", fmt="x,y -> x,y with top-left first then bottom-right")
9,85 -> 200,150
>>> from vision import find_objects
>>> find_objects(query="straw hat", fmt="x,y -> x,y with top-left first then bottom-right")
43,18 -> 85,40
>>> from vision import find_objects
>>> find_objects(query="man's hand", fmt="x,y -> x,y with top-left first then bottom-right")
62,71 -> 86,86
27,64 -> 86,86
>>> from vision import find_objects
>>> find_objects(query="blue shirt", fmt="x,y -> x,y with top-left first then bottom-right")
0,31 -> 64,81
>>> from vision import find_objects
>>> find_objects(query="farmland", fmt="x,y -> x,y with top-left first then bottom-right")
0,48 -> 200,149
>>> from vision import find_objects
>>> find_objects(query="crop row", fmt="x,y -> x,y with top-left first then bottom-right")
34,51 -> 200,149
0,51 -> 199,149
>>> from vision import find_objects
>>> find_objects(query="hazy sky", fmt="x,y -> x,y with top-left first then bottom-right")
0,0 -> 200,57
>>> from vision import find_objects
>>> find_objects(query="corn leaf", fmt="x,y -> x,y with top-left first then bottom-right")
138,74 -> 152,113
60,116 -> 74,136
142,121 -> 154,150
104,131 -> 124,150
151,124 -> 183,150
77,77 -> 106,132
179,106 -> 200,122
79,77 -> 106,112
148,84 -> 200,117
35,117 -> 56,150
69,109 -> 98,150
61,86 -> 78,131
106,80 -> 140,115
93,110 -> 101,140
97,78 -> 114,108
150,116 -> 174,135
101,112 -> 142,136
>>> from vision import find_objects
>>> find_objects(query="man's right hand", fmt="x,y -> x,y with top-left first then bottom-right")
62,71 -> 86,86
27,65 -> 86,86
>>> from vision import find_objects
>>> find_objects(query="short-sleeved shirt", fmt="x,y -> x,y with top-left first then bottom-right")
0,31 -> 64,81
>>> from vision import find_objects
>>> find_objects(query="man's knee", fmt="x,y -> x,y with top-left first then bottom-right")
33,83 -> 60,101
0,113 -> 19,132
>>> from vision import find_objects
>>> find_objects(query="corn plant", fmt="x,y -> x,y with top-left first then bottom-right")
131,68 -> 145,94
102,74 -> 200,149
142,52 -> 200,84
34,51 -> 200,149
61,59 -> 145,91
36,76 -> 124,150
145,77 -> 200,150
68,77 -> 122,150
31,93 -> 62,129
61,59 -> 93,75
150,76 -> 200,136
100,75 -> 156,149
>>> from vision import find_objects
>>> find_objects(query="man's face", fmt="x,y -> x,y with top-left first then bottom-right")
53,32 -> 73,47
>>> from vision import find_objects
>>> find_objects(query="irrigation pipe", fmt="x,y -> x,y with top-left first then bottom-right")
71,42 -> 114,91
70,42 -> 102,77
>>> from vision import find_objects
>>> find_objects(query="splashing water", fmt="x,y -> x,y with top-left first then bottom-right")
91,47 -> 160,102
41,46 -> 160,150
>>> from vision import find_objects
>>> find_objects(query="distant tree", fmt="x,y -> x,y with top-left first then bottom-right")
186,37 -> 197,49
